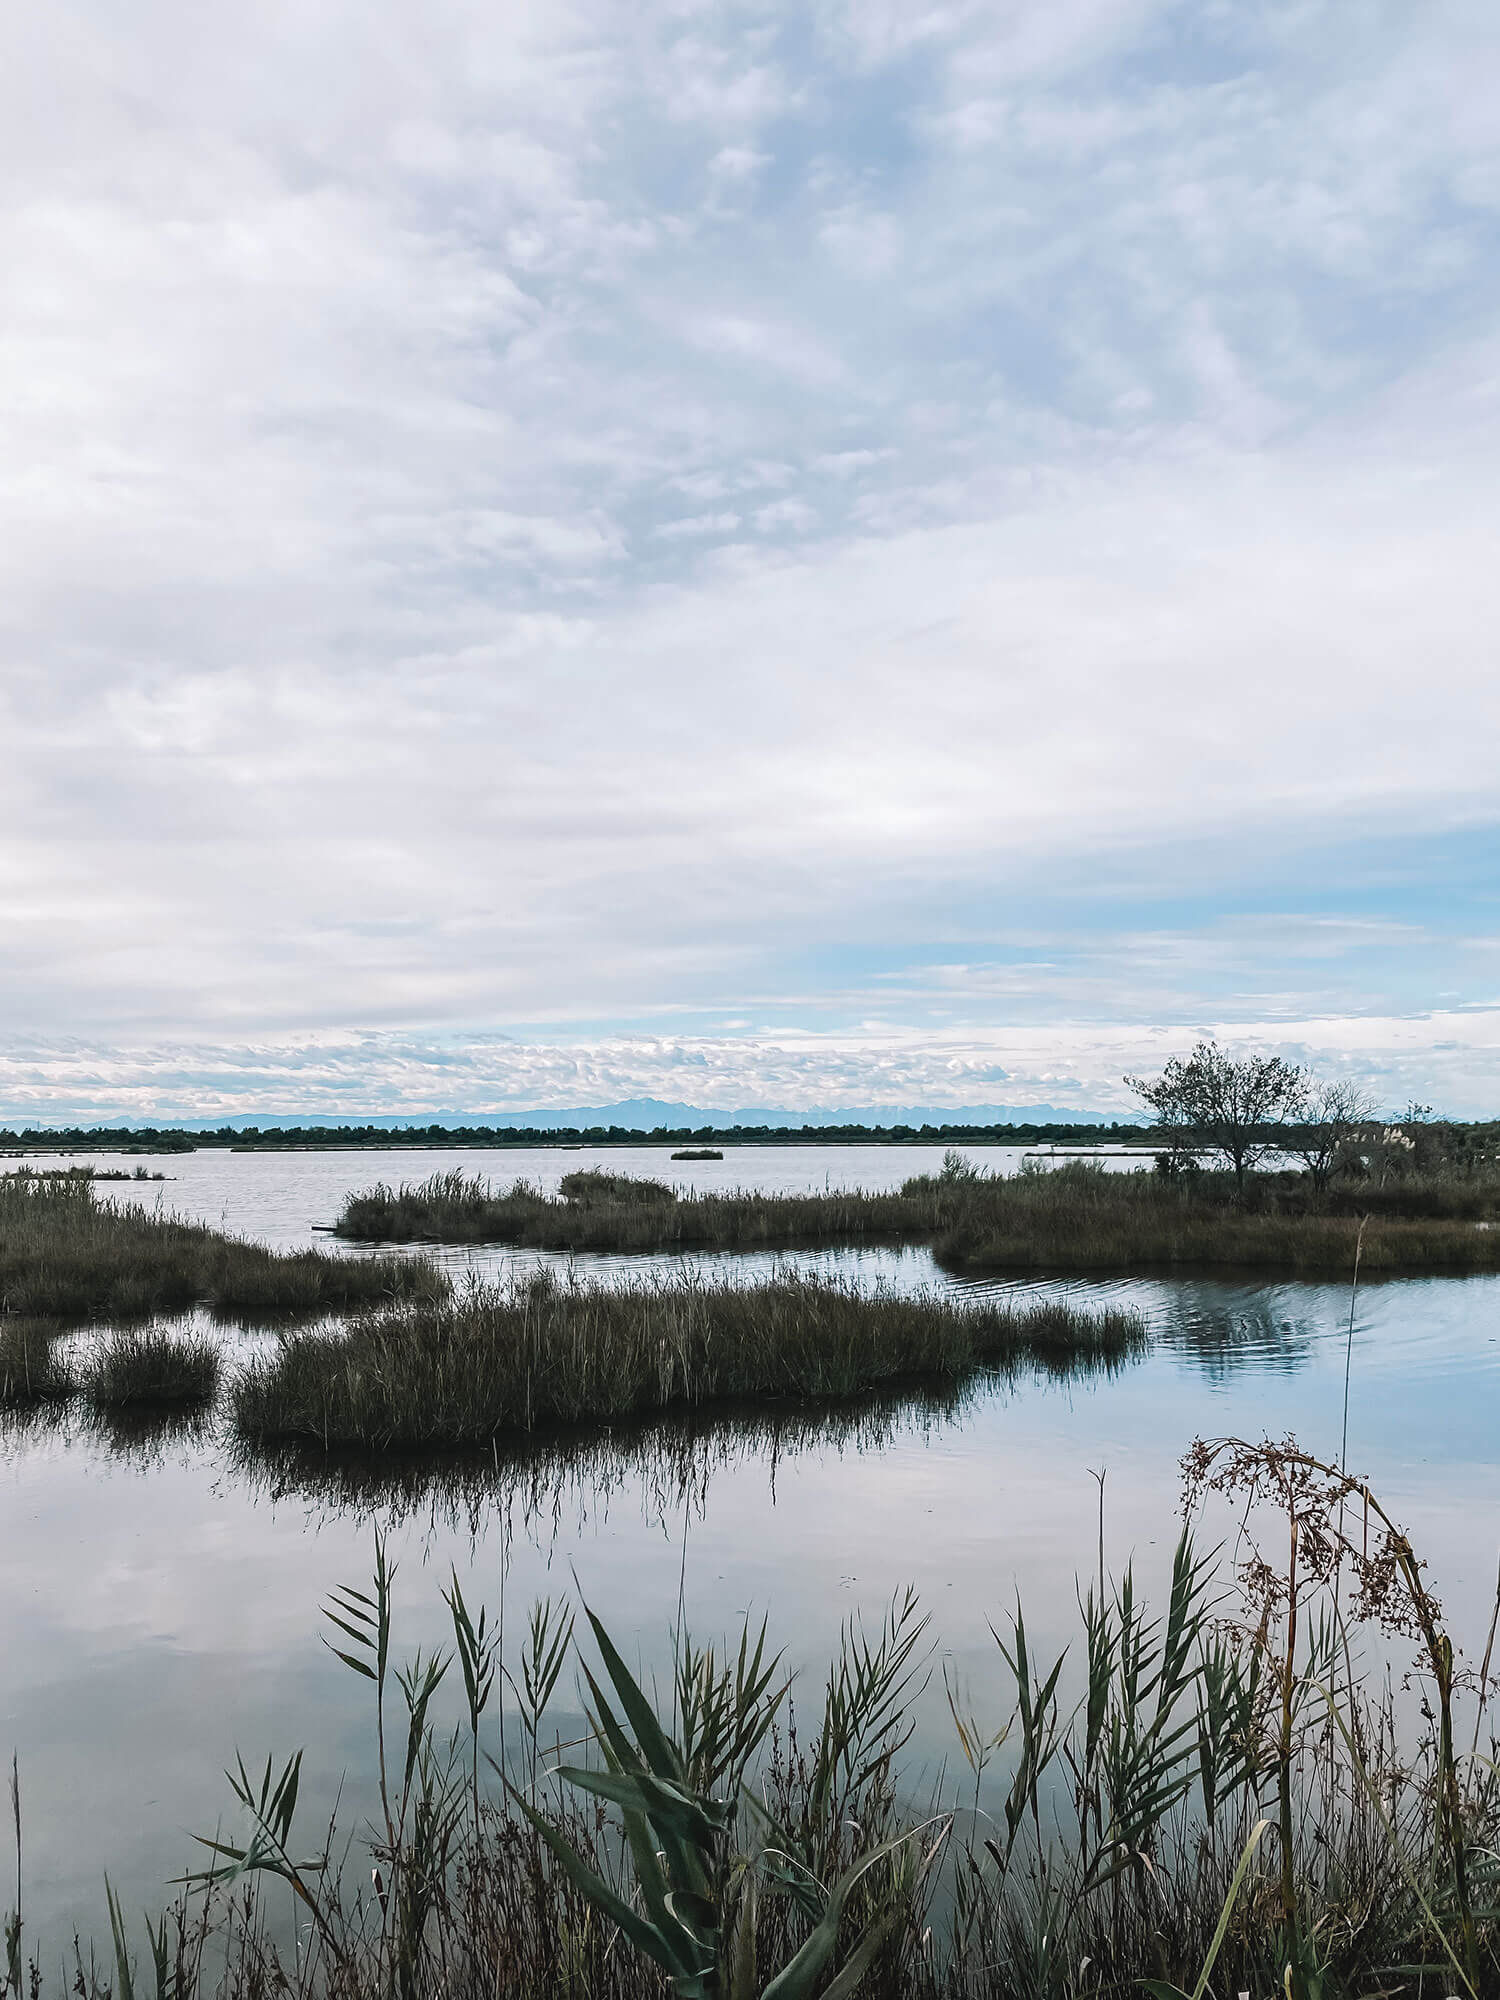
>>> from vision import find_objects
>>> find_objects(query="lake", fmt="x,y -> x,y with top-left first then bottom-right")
2,1143 -> 1498,1952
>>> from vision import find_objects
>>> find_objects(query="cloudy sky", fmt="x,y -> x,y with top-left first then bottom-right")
3,0 -> 1499,1121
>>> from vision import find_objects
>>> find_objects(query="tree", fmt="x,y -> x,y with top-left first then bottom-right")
1125,1041 -> 1305,1197
1286,1077 -> 1377,1194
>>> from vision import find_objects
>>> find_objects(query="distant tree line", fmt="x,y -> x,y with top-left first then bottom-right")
5,1062 -> 1496,1184
0,1118 -> 1154,1152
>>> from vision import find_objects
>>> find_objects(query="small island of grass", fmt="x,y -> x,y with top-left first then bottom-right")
0,1171 -> 445,1320
232,1269 -> 1143,1448
331,1155 -> 1500,1274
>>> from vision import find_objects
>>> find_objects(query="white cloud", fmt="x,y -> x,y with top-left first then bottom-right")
1,0 -> 1498,1111
651,511 -> 743,538
708,145 -> 772,182
752,497 -> 818,531
6,1011 -> 1499,1122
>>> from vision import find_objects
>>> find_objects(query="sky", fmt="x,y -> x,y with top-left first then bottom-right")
3,0 -> 1499,1121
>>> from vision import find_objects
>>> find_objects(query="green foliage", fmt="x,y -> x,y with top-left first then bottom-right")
1126,1040 -> 1307,1193
515,1601 -> 941,2000
558,1169 -> 679,1206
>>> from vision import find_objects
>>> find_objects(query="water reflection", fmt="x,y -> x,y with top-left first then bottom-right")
12,1329 -> 1148,1543
230,1392 -> 971,1542
90,1400 -> 218,1463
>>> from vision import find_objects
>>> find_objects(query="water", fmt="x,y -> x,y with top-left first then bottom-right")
2,1144 -> 1498,1951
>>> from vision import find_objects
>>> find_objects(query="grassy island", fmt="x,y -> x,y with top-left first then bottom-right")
334,1166 -> 946,1250
332,1159 -> 1500,1273
929,1160 -> 1500,1272
0,1170 -> 445,1319
232,1269 -> 1143,1447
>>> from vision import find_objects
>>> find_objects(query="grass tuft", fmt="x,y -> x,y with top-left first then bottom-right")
84,1326 -> 223,1407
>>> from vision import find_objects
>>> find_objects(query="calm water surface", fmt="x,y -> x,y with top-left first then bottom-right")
2,1145 -> 1498,1951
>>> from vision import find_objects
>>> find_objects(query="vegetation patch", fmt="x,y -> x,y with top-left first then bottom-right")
333,1155 -> 1500,1272
83,1326 -> 222,1407
931,1159 -> 1500,1272
334,1166 -> 950,1251
232,1269 -> 1143,1447
0,1172 -> 447,1321
0,1319 -> 74,1405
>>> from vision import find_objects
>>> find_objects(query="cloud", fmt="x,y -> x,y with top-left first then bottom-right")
6,1011 -> 1499,1122
651,511 -> 743,539
1,0 -> 1498,1110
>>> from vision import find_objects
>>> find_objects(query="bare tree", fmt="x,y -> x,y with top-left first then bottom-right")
1125,1040 -> 1305,1197
1286,1076 -> 1378,1193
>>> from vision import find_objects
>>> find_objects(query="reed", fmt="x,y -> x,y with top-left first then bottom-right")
934,1161 -> 1500,1272
83,1326 -> 222,1408
0,1321 -> 73,1406
232,1269 -> 1145,1448
0,1174 -> 446,1320
332,1161 -> 1500,1272
333,1167 -> 949,1250
10,1439 -> 1498,2000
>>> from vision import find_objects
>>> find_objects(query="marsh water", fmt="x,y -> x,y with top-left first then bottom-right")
3,1144 -> 1499,1951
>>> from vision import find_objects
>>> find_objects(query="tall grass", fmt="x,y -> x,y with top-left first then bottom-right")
332,1162 -> 1500,1272
0,1174 -> 446,1320
0,1321 -> 73,1406
232,1269 -> 1144,1448
83,1327 -> 222,1408
334,1167 -> 950,1250
934,1161 -> 1500,1272
9,1438 -> 1499,2000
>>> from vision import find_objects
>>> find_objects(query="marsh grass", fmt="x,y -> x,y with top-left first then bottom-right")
0,1321 -> 73,1406
932,1161 -> 1500,1272
83,1326 -> 222,1408
334,1162 -> 1500,1272
334,1168 -> 948,1251
0,1174 -> 446,1321
232,1268 -> 1145,1448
